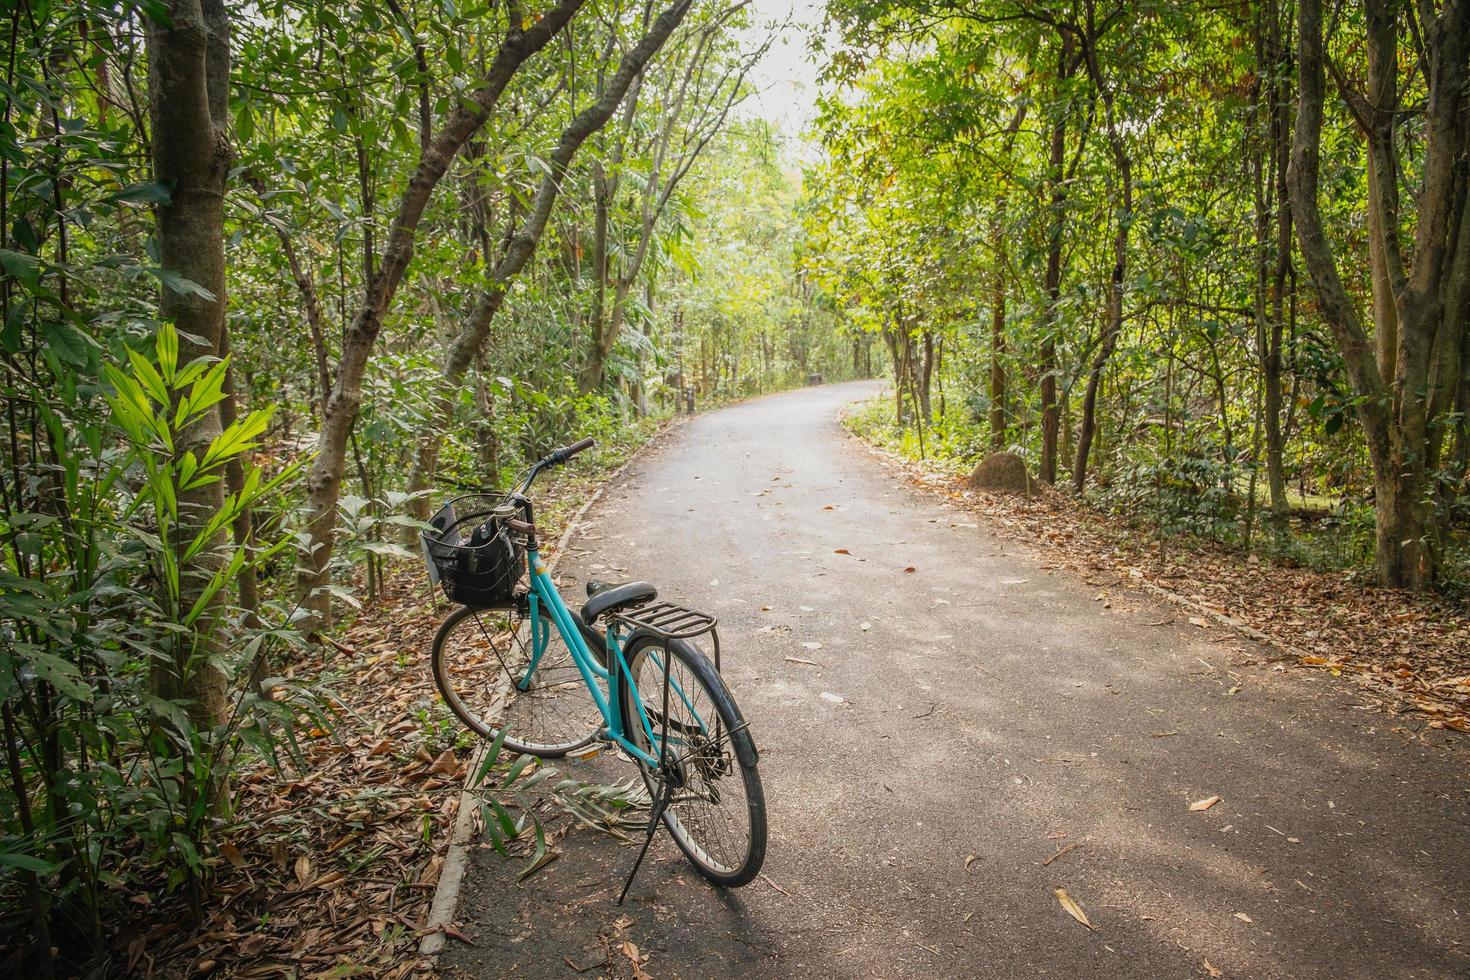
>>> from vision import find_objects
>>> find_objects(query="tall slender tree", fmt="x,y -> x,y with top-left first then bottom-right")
1288,0 -> 1470,588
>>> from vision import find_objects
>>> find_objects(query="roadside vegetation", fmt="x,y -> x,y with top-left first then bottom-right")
804,0 -> 1470,595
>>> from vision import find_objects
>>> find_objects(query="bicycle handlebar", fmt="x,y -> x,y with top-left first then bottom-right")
548,437 -> 595,466
514,437 -> 597,496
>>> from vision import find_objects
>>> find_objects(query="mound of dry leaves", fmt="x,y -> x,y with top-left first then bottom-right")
862,440 -> 1470,738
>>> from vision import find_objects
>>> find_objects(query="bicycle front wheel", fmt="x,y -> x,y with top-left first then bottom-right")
431,603 -> 602,757
616,634 -> 767,886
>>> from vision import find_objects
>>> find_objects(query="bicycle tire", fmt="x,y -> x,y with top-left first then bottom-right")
615,633 -> 767,886
431,603 -> 601,757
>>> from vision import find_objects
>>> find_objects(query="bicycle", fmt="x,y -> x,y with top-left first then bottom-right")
421,438 -> 767,896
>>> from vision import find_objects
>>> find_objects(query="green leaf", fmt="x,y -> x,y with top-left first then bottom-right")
156,322 -> 180,382
522,819 -> 548,875
480,804 -> 507,856
128,348 -> 170,404
470,728 -> 509,788
314,583 -> 361,610
40,320 -> 96,367
499,753 -> 536,788
153,268 -> 217,302
361,541 -> 417,559
489,799 -> 518,840
1,302 -> 24,353
0,250 -> 40,289
235,103 -> 255,143
26,652 -> 93,703
105,181 -> 173,206
0,851 -> 61,875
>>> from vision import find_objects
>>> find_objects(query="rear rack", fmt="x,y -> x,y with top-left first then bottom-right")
611,600 -> 715,639
610,600 -> 722,670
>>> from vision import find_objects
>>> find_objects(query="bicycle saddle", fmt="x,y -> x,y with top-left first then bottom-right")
582,579 -> 657,625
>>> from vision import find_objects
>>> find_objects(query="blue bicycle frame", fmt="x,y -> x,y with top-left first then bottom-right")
516,544 -> 701,769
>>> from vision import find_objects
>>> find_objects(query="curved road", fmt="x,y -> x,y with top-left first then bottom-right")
443,381 -> 1469,979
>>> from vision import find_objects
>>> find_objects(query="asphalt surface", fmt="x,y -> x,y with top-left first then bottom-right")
442,381 -> 1470,979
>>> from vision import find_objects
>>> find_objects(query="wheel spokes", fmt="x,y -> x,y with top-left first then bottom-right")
632,650 -> 753,874
441,608 -> 600,751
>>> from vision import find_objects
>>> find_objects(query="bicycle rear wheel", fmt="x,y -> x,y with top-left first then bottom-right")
431,603 -> 601,757
615,634 -> 766,886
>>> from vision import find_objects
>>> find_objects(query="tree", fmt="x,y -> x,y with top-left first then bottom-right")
404,0 -> 707,511
578,5 -> 764,392
146,0 -> 232,722
1288,0 -> 1470,588
295,0 -> 588,622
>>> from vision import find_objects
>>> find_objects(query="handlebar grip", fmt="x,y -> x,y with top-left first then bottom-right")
550,437 -> 595,465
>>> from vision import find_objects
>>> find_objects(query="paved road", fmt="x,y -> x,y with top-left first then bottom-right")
442,381 -> 1470,979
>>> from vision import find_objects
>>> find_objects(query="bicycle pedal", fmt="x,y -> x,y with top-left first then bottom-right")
567,745 -> 602,762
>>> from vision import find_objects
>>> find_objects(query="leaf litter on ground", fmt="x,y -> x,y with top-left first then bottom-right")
134,463 -> 654,979
862,441 -> 1470,736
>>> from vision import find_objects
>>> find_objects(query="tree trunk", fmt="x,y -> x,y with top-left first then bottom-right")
1288,0 -> 1468,589
635,279 -> 653,415
1036,36 -> 1078,484
884,327 -> 905,424
982,102 -> 1027,450
297,0 -> 588,618
147,0 -> 231,724
584,159 -> 611,392
918,329 -> 934,423
1261,0 -> 1293,519
579,17 -> 755,393
405,0 -> 696,517
989,217 -> 1007,449
1040,339 -> 1059,484
1072,7 -> 1133,494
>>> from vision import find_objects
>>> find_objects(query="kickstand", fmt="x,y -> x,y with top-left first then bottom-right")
616,775 -> 670,906
617,639 -> 677,907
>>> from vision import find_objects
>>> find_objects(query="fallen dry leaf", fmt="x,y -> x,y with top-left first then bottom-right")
1233,911 -> 1253,923
1190,795 -> 1222,811
1204,958 -> 1223,977
219,842 -> 245,869
620,940 -> 651,980
1054,887 -> 1096,931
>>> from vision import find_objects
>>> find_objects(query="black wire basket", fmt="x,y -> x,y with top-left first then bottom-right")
421,493 -> 525,608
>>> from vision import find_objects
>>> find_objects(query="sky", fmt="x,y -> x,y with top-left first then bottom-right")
737,0 -> 829,145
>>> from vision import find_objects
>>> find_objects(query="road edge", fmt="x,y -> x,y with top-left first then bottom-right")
833,395 -> 1424,722
417,418 -> 684,962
